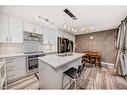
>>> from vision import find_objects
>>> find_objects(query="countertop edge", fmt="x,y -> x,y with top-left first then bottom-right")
38,54 -> 83,69
0,51 -> 57,58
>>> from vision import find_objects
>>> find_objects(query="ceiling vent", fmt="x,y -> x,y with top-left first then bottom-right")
63,8 -> 77,20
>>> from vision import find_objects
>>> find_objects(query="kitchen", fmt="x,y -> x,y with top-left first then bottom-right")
0,6 -> 127,90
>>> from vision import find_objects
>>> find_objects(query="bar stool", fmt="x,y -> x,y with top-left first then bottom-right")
62,63 -> 85,89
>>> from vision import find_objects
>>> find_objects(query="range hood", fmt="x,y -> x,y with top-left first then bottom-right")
24,31 -> 43,42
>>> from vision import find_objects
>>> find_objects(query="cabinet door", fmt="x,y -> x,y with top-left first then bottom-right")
35,25 -> 42,34
0,14 -> 9,43
6,56 -> 26,82
43,26 -> 50,44
23,22 -> 34,33
6,56 -> 26,70
8,17 -> 23,43
7,68 -> 26,82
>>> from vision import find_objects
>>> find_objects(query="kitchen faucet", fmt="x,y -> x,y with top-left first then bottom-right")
68,42 -> 72,54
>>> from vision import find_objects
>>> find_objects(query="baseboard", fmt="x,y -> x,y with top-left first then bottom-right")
101,62 -> 114,69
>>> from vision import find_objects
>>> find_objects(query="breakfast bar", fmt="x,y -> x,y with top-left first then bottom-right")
38,53 -> 83,89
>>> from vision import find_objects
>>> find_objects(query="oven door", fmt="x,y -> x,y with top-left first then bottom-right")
26,58 -> 38,74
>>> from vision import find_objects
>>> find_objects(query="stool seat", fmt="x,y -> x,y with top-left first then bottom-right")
62,63 -> 85,89
63,67 -> 78,79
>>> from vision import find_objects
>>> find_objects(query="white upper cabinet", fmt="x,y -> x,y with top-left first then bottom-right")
43,26 -> 50,44
0,14 -> 23,43
0,14 -> 9,43
8,17 -> 23,43
34,25 -> 42,34
23,22 -> 42,34
23,22 -> 34,32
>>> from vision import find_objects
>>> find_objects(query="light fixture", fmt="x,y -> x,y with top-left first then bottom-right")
64,24 -> 67,29
36,17 -> 40,21
81,26 -> 93,32
68,27 -> 71,30
37,16 -> 55,28
71,28 -> 74,32
89,36 -> 94,40
51,24 -> 55,28
63,9 -> 77,33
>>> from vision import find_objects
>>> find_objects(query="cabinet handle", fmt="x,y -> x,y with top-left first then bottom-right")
6,37 -> 8,42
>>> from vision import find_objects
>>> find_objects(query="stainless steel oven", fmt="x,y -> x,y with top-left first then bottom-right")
26,53 -> 45,74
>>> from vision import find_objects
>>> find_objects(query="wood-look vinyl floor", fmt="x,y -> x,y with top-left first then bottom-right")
69,65 -> 127,89
7,66 -> 127,90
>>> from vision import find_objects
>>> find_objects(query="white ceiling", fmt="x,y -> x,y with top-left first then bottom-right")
0,6 -> 127,35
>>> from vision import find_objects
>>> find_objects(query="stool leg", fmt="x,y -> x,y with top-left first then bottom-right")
70,78 -> 71,87
74,78 -> 76,89
62,74 -> 64,89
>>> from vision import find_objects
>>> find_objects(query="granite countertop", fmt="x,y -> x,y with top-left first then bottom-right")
38,53 -> 84,69
0,51 -> 57,58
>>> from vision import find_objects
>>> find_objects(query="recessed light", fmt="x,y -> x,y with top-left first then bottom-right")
74,30 -> 77,32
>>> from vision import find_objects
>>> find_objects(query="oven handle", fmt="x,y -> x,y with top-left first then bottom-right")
27,58 -> 38,60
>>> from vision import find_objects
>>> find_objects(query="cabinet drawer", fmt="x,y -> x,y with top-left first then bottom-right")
6,56 -> 26,70
7,67 -> 26,81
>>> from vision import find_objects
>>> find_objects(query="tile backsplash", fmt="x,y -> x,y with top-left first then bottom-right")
0,43 -> 56,55
0,43 -> 24,54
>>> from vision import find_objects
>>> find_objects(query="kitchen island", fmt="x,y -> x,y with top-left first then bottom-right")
38,53 -> 84,89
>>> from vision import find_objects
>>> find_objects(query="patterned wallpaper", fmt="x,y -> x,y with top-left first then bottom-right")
75,29 -> 118,64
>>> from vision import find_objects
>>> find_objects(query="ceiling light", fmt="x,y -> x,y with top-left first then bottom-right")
68,27 -> 71,30
45,21 -> 48,25
51,24 -> 55,28
64,24 -> 67,29
89,36 -> 94,40
63,8 -> 77,20
74,30 -> 77,32
37,16 -> 55,27
71,28 -> 74,32
85,28 -> 91,32
37,17 -> 40,21
81,26 -> 93,32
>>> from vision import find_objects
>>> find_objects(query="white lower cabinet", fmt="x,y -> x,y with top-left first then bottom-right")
0,14 -> 23,43
6,56 -> 26,82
